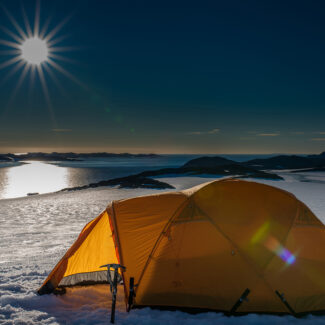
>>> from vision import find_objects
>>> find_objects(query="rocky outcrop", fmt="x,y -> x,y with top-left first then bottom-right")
61,175 -> 174,192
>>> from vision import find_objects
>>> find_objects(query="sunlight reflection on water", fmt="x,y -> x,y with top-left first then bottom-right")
0,161 -> 160,199
1,161 -> 68,199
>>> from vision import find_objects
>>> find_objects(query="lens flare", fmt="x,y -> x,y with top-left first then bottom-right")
252,221 -> 296,265
264,236 -> 296,265
251,221 -> 270,244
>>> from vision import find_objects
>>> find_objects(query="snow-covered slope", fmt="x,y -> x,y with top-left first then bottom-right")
1,175 -> 325,324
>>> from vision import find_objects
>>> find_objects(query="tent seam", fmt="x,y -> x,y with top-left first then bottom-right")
134,196 -> 190,297
199,208 -> 282,311
108,201 -> 129,308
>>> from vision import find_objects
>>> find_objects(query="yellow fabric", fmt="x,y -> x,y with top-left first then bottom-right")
108,193 -> 188,289
112,179 -> 325,314
39,211 -> 117,290
63,210 -> 117,277
39,179 -> 325,314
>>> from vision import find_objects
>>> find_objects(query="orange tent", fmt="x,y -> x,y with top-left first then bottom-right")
39,179 -> 325,315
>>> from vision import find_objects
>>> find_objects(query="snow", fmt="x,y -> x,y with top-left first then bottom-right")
1,173 -> 325,324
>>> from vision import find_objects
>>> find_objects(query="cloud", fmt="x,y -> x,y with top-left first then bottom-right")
313,132 -> 325,135
257,133 -> 280,137
187,128 -> 220,135
311,138 -> 325,141
239,137 -> 255,140
291,132 -> 305,135
52,129 -> 72,132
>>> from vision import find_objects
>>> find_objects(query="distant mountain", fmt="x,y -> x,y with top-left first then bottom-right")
183,156 -> 236,168
243,155 -> 325,170
0,154 -> 14,162
135,158 -> 282,180
0,152 -> 160,162
182,153 -> 325,171
307,151 -> 325,159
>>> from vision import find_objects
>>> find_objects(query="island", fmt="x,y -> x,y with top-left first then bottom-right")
243,153 -> 325,170
60,175 -> 175,191
59,155 -> 283,192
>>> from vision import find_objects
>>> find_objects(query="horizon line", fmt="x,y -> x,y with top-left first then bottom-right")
0,151 -> 322,156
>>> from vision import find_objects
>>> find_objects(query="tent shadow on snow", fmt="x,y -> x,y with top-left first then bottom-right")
38,179 -> 325,317
53,285 -> 124,311
33,286 -> 311,325
27,285 -> 123,324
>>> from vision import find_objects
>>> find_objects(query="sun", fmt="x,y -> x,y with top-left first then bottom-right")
0,0 -> 84,114
20,37 -> 48,65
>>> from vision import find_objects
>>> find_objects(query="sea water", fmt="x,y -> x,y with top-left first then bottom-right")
0,154 -> 278,199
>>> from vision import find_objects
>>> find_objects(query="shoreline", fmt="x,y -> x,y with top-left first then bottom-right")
1,168 -> 325,201
0,161 -> 26,168
1,152 -> 325,200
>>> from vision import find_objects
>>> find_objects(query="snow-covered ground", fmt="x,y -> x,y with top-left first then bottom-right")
1,174 -> 325,324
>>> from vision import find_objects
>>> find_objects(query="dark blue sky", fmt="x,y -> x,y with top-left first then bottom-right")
0,0 -> 325,153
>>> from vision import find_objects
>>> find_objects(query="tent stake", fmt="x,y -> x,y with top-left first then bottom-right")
230,288 -> 250,314
100,264 -> 126,324
127,277 -> 135,312
275,290 -> 296,316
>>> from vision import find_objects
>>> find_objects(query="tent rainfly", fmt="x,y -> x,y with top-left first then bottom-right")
38,179 -> 325,316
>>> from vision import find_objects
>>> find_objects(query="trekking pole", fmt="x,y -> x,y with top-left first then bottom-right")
100,264 -> 126,324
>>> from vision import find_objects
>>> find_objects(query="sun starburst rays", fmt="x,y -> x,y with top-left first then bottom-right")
0,25 -> 24,43
0,0 -> 82,126
21,3 -> 33,39
1,4 -> 27,40
0,59 -> 25,88
33,0 -> 40,39
9,63 -> 30,102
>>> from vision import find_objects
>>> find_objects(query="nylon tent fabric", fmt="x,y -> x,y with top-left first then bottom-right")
38,210 -> 118,294
38,179 -> 325,315
38,192 -> 188,295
